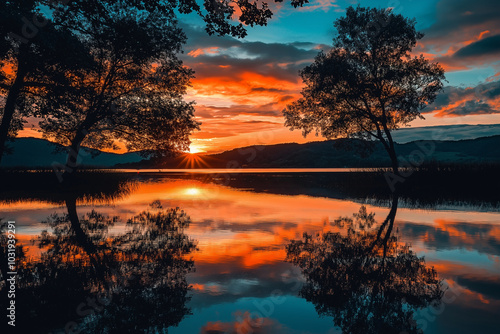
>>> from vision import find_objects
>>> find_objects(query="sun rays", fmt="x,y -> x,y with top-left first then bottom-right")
178,152 -> 211,169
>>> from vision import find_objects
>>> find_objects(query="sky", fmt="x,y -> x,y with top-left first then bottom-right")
175,0 -> 500,153
14,0 -> 500,154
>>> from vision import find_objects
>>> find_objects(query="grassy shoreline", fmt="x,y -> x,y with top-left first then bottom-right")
1,163 -> 499,208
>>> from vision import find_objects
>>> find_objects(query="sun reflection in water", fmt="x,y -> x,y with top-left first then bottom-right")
185,187 -> 201,196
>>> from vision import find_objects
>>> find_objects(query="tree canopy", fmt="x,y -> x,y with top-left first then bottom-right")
37,2 -> 200,168
0,0 -> 89,164
286,200 -> 443,334
2,201 -> 197,333
1,0 -> 310,167
283,6 -> 445,174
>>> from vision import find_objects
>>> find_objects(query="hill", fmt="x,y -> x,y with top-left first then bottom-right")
3,134 -> 500,169
391,124 -> 500,143
1,137 -> 143,168
148,135 -> 500,169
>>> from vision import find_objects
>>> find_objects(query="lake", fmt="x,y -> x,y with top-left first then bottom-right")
1,170 -> 499,333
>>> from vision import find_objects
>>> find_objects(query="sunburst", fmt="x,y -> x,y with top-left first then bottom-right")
178,152 -> 211,169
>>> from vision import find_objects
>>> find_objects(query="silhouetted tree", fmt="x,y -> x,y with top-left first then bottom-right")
283,6 -> 445,175
37,2 -> 199,174
1,0 -> 310,167
0,1 -> 89,165
84,203 -> 197,333
6,200 -> 197,333
286,199 -> 443,334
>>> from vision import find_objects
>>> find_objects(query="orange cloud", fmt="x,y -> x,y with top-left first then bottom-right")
423,80 -> 500,117
200,311 -> 281,334
295,0 -> 342,13
188,47 -> 220,58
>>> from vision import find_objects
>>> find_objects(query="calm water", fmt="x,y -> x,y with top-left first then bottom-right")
111,168 -> 372,173
1,171 -> 499,333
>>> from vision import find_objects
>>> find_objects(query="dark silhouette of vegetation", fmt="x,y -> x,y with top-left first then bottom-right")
283,6 -> 445,175
286,199 -> 443,333
38,1 -> 200,172
0,198 -> 197,333
1,0 -> 309,167
0,169 -> 136,204
0,1 -> 89,165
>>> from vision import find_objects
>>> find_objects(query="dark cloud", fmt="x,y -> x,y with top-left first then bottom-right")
182,23 -> 320,63
456,276 -> 500,301
437,33 -> 500,69
420,0 -> 500,70
451,100 -> 494,115
289,41 -> 327,49
423,80 -> 500,116
181,23 -> 320,82
278,95 -> 295,103
250,87 -> 286,93
186,52 -> 309,83
423,0 -> 500,46
454,34 -> 500,58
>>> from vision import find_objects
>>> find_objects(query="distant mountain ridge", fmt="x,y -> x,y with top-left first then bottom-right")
2,137 -> 143,168
146,135 -> 500,169
3,132 -> 500,169
391,124 -> 500,143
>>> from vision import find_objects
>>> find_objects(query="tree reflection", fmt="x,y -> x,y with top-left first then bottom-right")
286,197 -> 442,334
6,199 -> 197,333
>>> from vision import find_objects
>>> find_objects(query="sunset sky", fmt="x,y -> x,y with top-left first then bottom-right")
14,0 -> 500,154
177,0 -> 500,153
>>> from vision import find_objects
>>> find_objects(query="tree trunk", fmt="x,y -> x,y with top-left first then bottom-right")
0,59 -> 27,166
387,144 -> 399,176
380,123 -> 399,176
65,196 -> 98,254
381,195 -> 399,257
372,195 -> 399,249
64,196 -> 107,283
63,129 -> 87,178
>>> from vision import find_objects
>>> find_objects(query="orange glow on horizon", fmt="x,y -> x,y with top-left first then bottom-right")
188,143 -> 205,154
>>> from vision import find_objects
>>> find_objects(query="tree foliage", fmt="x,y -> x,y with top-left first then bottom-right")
283,6 -> 445,173
4,201 -> 197,333
1,0 -> 310,166
0,0 -> 88,163
286,201 -> 443,334
37,2 -> 200,161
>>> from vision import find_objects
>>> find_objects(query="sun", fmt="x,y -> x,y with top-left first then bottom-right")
184,188 -> 201,196
188,144 -> 204,154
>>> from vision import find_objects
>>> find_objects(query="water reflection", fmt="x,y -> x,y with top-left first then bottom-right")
2,173 -> 500,333
286,197 -> 443,334
1,183 -> 197,333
